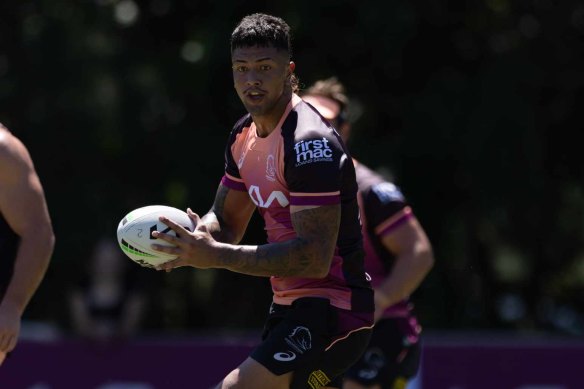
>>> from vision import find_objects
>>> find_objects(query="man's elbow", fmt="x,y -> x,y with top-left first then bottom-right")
311,264 -> 330,279
47,230 -> 56,256
38,223 -> 56,258
307,249 -> 334,279
418,245 -> 435,273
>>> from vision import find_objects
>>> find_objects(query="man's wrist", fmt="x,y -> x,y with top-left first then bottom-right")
374,288 -> 392,310
0,299 -> 24,316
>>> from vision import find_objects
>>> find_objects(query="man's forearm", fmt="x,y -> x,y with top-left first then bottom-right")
1,230 -> 54,315
199,211 -> 239,244
212,238 -> 327,278
376,250 -> 433,309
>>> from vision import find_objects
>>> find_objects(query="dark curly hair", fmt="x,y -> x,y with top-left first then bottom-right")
231,13 -> 299,93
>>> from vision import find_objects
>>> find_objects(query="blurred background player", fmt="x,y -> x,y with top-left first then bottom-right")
69,236 -> 146,343
151,14 -> 374,389
302,78 -> 435,389
0,124 -> 55,365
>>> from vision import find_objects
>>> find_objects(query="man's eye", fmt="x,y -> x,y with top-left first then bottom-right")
234,66 -> 247,72
260,65 -> 271,71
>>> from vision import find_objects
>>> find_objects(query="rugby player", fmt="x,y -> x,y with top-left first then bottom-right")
302,78 -> 434,389
151,13 -> 374,389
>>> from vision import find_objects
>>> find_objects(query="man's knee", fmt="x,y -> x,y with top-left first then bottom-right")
215,357 -> 292,389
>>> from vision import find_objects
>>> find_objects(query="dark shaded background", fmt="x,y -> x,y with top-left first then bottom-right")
0,0 -> 583,337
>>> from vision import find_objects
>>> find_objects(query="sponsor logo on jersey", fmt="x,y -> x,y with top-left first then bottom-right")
294,137 -> 333,167
266,154 -> 276,182
248,185 -> 289,208
372,182 -> 404,204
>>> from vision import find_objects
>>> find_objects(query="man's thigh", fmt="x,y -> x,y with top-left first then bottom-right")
243,298 -> 372,389
251,298 -> 335,377
291,327 -> 372,389
216,357 -> 293,389
343,318 -> 421,389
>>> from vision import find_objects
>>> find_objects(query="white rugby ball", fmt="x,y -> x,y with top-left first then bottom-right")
117,205 -> 195,268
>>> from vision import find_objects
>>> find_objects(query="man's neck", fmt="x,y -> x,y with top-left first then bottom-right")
253,89 -> 293,137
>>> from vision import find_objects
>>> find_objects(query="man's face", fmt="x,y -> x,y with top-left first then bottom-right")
232,45 -> 294,117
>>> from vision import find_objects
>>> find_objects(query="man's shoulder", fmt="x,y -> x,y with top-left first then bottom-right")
355,162 -> 406,205
0,127 -> 31,171
355,162 -> 387,188
0,126 -> 17,157
284,101 -> 333,139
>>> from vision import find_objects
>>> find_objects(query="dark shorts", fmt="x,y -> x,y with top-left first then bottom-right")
251,297 -> 373,389
343,318 -> 421,389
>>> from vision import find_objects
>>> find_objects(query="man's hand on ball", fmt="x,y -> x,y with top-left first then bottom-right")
151,209 -> 217,271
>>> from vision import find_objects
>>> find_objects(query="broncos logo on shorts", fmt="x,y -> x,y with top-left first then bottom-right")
286,326 -> 312,353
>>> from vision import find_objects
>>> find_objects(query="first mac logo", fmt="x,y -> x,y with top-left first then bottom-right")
294,138 -> 333,167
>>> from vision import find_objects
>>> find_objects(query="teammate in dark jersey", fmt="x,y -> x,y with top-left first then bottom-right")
0,124 -> 55,365
151,14 -> 373,389
302,78 -> 434,389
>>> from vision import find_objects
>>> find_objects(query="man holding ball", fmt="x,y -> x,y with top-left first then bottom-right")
151,13 -> 374,389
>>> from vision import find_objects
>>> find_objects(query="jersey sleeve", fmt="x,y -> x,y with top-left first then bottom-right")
363,182 -> 413,237
284,130 -> 345,207
220,116 -> 249,192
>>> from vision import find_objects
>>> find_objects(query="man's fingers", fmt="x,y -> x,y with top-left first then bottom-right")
151,243 -> 181,255
155,258 -> 183,271
151,230 -> 179,244
187,208 -> 200,226
0,334 -> 9,352
6,335 -> 16,353
158,216 -> 190,236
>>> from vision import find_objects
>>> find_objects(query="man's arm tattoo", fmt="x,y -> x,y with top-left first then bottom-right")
218,205 -> 340,278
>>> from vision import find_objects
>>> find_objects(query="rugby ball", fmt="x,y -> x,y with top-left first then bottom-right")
116,205 -> 195,268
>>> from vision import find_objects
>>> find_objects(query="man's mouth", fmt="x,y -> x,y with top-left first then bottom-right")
246,89 -> 266,100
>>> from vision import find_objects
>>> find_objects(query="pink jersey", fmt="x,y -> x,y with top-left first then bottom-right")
221,95 -> 373,313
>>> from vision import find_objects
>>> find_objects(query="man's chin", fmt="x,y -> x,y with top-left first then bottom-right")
243,103 -> 267,116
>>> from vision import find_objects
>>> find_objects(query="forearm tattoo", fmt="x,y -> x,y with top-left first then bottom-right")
220,205 -> 341,278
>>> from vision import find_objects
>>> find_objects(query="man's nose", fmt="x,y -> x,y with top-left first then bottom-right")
245,71 -> 261,86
